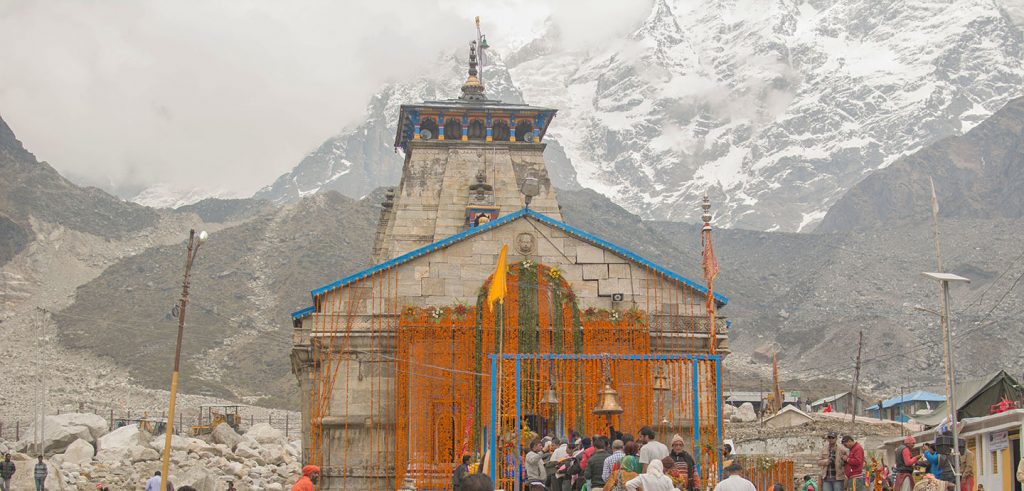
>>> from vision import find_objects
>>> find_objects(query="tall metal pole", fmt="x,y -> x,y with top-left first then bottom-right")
940,280 -> 961,491
161,229 -> 204,490
927,179 -> 962,491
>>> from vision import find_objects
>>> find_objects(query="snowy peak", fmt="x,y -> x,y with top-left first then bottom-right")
129,184 -> 239,209
511,0 -> 1023,231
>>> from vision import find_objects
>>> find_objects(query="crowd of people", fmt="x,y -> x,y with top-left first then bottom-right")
453,425 -> 759,491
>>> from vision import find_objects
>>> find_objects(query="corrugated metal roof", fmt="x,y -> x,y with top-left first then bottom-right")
865,390 -> 946,411
293,207 -> 730,319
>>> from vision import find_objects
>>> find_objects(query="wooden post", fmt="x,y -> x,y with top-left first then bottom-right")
285,414 -> 289,439
851,330 -> 863,424
250,414 -> 254,428
109,409 -> 114,431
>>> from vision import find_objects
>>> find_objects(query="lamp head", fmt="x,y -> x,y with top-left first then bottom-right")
198,230 -> 209,244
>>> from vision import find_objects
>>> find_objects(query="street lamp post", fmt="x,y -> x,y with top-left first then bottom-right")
160,229 -> 207,490
921,271 -> 969,491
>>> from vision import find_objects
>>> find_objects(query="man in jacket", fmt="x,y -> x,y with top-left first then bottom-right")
291,464 -> 320,491
817,432 -> 847,491
0,454 -> 14,491
525,439 -> 550,490
893,435 -> 920,491
453,454 -> 471,491
841,436 -> 865,491
584,437 -> 611,491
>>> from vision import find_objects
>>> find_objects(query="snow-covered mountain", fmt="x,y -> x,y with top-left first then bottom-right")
509,0 -> 1024,231
130,184 -> 238,209
260,0 -> 1023,231
254,51 -> 581,204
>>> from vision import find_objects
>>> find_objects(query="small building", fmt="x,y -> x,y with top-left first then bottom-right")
865,390 -> 945,422
879,409 -> 1024,491
810,391 -> 870,415
914,370 -> 1023,427
764,405 -> 813,429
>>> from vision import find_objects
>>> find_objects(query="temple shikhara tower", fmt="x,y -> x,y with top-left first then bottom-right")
290,38 -> 730,491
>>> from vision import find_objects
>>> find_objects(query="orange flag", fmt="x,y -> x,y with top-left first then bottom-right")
486,244 -> 508,311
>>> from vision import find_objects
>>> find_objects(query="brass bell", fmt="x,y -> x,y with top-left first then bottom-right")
593,384 -> 624,416
542,388 -> 559,406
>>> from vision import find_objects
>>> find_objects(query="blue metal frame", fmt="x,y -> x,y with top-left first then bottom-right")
486,353 -> 724,485
306,208 -> 729,304
692,358 -> 701,478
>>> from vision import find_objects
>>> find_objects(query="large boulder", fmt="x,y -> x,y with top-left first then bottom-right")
245,423 -> 286,446
24,413 -> 109,454
96,424 -> 149,452
235,440 -> 266,465
731,402 -> 758,423
150,434 -> 189,453
62,438 -> 94,466
129,446 -> 160,462
177,466 -> 219,491
211,423 -> 244,450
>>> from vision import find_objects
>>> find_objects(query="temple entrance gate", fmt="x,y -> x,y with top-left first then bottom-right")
488,353 -> 723,491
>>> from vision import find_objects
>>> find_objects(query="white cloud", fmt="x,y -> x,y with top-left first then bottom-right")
0,0 -> 638,197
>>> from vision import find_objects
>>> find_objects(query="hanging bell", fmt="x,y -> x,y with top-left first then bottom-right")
480,35 -> 490,50
542,388 -> 560,406
593,384 -> 624,416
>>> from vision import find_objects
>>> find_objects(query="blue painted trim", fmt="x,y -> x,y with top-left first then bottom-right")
692,358 -> 701,479
309,207 -> 729,306
490,355 -> 498,479
715,358 -> 724,480
291,306 -> 315,320
310,209 -> 528,298
514,358 -> 522,491
522,209 -> 728,305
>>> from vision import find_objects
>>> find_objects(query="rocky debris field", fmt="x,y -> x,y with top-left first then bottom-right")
0,413 -> 302,490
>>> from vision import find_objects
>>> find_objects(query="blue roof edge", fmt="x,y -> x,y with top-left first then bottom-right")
308,207 -> 729,306
291,306 -> 315,320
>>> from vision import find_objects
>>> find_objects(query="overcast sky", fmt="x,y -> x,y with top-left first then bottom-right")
0,1 -> 649,199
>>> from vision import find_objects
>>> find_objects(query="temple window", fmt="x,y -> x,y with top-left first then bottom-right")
444,119 -> 462,141
515,121 -> 534,142
468,119 -> 486,140
419,118 -> 438,140
492,120 -> 510,142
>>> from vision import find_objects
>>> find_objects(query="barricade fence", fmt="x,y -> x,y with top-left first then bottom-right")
0,406 -> 300,442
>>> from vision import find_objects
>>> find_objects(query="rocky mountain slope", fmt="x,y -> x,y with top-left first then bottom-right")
0,117 -> 269,421
56,192 -> 378,407
819,96 -> 1024,231
0,115 -> 160,266
510,0 -> 1024,231
558,188 -> 1024,392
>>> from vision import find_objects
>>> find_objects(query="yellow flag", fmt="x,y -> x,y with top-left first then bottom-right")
486,244 -> 508,311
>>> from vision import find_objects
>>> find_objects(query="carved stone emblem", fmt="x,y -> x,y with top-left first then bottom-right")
515,232 -> 536,255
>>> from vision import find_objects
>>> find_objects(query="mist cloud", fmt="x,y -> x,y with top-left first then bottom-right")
0,1 -> 648,198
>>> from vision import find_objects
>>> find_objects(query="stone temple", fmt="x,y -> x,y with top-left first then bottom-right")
290,41 -> 730,490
